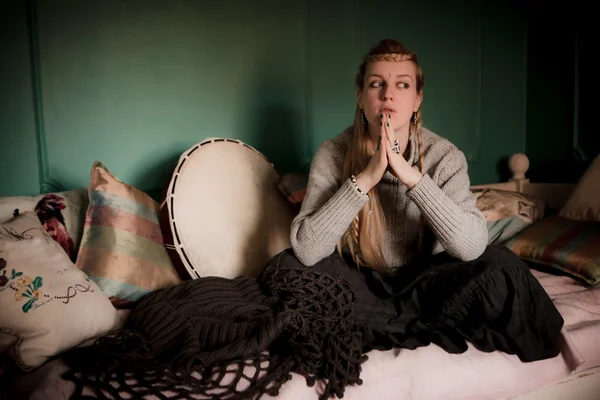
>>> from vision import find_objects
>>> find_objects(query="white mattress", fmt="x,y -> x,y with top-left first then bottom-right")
8,269 -> 600,400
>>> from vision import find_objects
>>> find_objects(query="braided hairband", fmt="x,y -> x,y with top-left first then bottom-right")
364,53 -> 416,63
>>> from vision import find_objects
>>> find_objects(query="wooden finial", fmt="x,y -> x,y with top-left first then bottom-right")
509,153 -> 530,181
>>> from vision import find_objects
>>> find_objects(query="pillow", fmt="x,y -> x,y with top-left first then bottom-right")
471,188 -> 545,223
0,189 -> 88,261
76,162 -> 180,308
559,154 -> 600,221
277,173 -> 308,212
0,212 -> 119,370
485,216 -> 531,245
505,215 -> 600,285
471,188 -> 546,245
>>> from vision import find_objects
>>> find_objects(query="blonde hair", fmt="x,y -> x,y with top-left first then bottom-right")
336,39 -> 426,271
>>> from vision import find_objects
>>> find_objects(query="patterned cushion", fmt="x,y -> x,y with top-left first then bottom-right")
505,215 -> 600,285
0,189 -> 89,261
471,188 -> 546,245
471,188 -> 545,223
76,162 -> 180,308
0,212 -> 119,370
485,217 -> 530,245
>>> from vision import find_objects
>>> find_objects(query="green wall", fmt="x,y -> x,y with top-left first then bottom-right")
0,1 -> 40,196
1,0 -> 530,197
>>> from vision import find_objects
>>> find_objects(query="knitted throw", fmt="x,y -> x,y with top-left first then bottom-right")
62,255 -> 365,399
62,246 -> 564,399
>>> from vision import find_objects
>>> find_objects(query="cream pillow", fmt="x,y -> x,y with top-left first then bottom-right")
0,189 -> 89,261
0,212 -> 119,370
559,154 -> 600,221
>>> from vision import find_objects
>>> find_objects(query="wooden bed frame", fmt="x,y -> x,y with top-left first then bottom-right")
472,154 -> 600,400
470,153 -> 575,211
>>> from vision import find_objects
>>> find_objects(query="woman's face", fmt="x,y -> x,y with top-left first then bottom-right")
358,60 -> 422,138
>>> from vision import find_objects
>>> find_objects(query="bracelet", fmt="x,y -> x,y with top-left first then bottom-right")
350,175 -> 369,197
351,175 -> 372,215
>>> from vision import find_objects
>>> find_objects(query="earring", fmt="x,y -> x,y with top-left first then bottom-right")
412,113 -> 418,136
361,111 -> 365,125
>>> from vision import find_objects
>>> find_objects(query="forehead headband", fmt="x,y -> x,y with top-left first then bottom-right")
364,53 -> 416,63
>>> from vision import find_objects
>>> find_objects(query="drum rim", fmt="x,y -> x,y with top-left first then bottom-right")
160,137 -> 283,280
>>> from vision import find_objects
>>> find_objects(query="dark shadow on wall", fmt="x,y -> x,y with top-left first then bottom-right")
244,58 -> 306,175
138,56 -> 309,202
138,151 -> 181,202
496,156 -> 511,183
251,102 -> 305,175
238,64 -> 306,270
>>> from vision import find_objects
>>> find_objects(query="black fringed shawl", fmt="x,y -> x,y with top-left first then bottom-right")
62,245 -> 564,399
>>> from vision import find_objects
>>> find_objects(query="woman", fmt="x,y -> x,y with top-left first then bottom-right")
291,38 -> 489,270
284,37 -> 562,371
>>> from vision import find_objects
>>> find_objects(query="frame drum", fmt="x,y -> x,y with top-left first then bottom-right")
160,138 -> 296,279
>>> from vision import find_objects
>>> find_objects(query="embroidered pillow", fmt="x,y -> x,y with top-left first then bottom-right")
0,189 -> 88,261
470,188 -> 546,245
505,215 -> 600,285
0,212 -> 119,370
76,162 -> 180,308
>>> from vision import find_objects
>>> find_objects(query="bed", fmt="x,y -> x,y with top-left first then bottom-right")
1,147 -> 599,400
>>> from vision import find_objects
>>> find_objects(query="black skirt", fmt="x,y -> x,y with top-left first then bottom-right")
285,244 -> 564,362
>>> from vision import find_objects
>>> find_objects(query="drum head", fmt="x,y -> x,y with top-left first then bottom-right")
160,138 -> 296,279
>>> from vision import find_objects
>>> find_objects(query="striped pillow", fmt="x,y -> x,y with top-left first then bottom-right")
505,215 -> 600,285
76,162 -> 181,307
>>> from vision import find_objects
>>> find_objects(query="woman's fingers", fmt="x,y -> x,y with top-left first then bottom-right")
377,114 -> 389,172
382,115 -> 391,147
384,114 -> 394,143
384,114 -> 401,155
381,113 -> 392,147
380,131 -> 389,164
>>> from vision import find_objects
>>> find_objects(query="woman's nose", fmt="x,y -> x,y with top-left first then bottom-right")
382,88 -> 394,101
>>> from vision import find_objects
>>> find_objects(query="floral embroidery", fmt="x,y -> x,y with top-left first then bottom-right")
0,256 -> 95,313
17,275 -> 32,287
15,275 -> 43,313
0,257 -> 42,312
0,258 -> 8,288
0,258 -> 23,290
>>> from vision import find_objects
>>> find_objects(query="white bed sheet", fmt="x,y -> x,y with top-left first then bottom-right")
9,269 -> 600,400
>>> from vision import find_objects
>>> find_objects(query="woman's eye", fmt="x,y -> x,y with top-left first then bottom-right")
369,81 -> 383,88
398,82 -> 409,89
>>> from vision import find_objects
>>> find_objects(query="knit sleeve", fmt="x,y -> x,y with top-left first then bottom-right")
290,140 -> 369,266
407,147 -> 488,261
